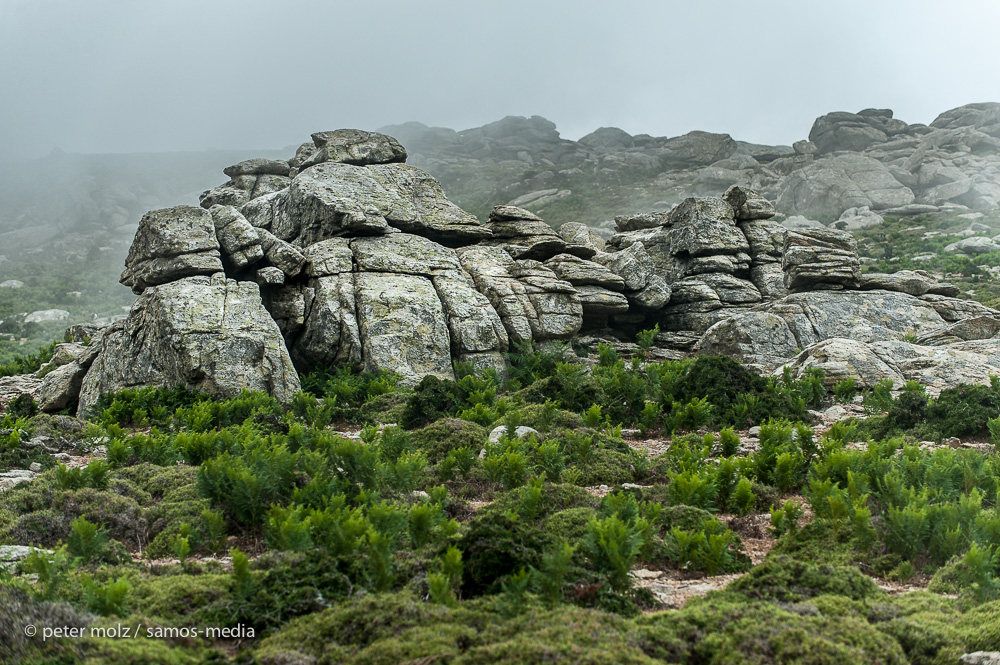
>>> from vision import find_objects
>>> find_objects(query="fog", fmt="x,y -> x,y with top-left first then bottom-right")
1,0 -> 1000,158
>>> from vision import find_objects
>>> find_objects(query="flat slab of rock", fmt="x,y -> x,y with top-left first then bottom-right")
224,158 -> 290,177
544,254 -> 625,290
576,285 -> 630,315
351,233 -> 463,277
306,129 -> 408,166
859,270 -> 959,297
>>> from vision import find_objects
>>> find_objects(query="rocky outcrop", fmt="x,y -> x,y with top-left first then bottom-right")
78,274 -> 300,415
51,123 -> 992,411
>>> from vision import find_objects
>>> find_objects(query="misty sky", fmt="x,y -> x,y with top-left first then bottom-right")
2,0 -> 999,159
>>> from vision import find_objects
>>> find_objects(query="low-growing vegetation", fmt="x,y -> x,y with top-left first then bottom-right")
4,332 -> 1000,663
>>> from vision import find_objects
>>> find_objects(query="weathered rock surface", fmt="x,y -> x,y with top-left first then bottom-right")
355,272 -> 454,386
830,206 -> 883,231
483,206 -> 571,260
723,185 -> 776,220
305,129 -> 408,166
697,289 -> 983,373
120,205 -> 223,293
781,337 -> 1000,394
78,275 -> 300,415
57,125 -> 990,410
211,205 -> 264,269
544,254 -> 625,290
782,227 -> 860,291
776,154 -> 915,221
944,236 -> 1000,255
859,270 -> 960,297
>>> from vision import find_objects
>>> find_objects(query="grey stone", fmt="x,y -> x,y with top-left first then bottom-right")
859,270 -> 959,297
488,425 -> 540,444
37,361 -> 87,412
484,206 -> 571,260
776,154 -> 915,221
780,216 -> 826,230
433,271 -> 509,355
224,158 -> 290,177
750,263 -> 789,299
120,205 -> 223,293
292,274 -> 362,372
303,238 -> 354,277
307,129 -> 407,166
916,316 -> 1000,346
782,228 -> 860,290
739,220 -> 786,262
78,275 -> 300,416
355,272 -> 454,386
699,312 -> 802,370
258,229 -> 306,276
614,211 -> 666,232
210,205 -> 264,269
254,266 -> 285,286
696,289 -> 959,371
944,236 -> 1000,255
626,276 -> 671,311
830,206 -> 884,231
544,254 -> 625,290
808,111 -> 889,153
576,285 -> 630,315
592,244 -> 654,291
722,186 -> 776,220
667,197 -> 749,258
282,162 -> 395,241
351,232 -> 462,277
558,222 -> 605,252
366,164 -> 491,243
199,184 -> 250,209
23,309 -> 70,324
459,246 -> 582,343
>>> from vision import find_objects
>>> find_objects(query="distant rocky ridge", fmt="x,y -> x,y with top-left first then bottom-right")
9,125 -> 1000,417
383,102 -> 1000,227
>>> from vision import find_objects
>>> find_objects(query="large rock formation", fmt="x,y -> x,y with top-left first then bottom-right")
45,126 -> 1000,414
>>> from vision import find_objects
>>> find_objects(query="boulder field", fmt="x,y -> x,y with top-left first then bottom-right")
25,128 -> 1000,414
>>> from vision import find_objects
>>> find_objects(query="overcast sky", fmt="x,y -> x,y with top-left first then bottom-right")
2,0 -> 999,158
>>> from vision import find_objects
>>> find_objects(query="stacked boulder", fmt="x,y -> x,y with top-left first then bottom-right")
69,130 -> 686,415
605,186 -> 788,342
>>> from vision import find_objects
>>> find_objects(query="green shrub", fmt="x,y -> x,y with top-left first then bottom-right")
582,514 -> 648,592
729,555 -> 881,602
81,575 -> 130,616
66,515 -> 109,563
410,418 -> 488,464
401,375 -> 462,429
833,377 -> 857,403
6,393 -> 38,418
